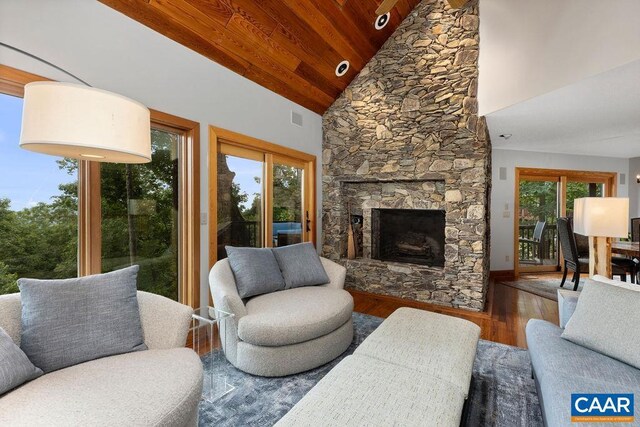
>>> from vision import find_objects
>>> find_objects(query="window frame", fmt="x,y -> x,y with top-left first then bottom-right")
0,64 -> 200,308
208,125 -> 317,268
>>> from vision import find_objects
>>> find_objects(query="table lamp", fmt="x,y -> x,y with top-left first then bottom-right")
573,197 -> 629,277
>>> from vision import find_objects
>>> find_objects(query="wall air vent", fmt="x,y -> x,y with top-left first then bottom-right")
291,111 -> 303,127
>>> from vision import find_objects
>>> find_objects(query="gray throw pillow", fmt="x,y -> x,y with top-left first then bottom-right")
272,242 -> 330,289
18,266 -> 147,373
226,246 -> 286,298
562,279 -> 640,369
0,326 -> 43,395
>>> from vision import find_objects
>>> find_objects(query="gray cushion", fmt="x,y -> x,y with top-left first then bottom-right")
527,319 -> 640,389
527,319 -> 640,427
225,246 -> 286,298
0,326 -> 43,395
275,355 -> 466,427
561,279 -> 640,369
0,348 -> 203,426
353,307 -> 480,397
239,287 -> 353,346
18,266 -> 147,373
272,242 -> 330,288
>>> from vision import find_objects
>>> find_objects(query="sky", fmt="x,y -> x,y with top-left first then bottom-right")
0,91 -> 261,212
0,93 -> 76,211
226,155 -> 262,210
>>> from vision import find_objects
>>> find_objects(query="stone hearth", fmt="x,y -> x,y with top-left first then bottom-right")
321,0 -> 490,311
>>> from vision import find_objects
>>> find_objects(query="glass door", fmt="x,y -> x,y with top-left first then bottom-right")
216,145 -> 265,260
517,176 -> 560,272
100,127 -> 182,300
211,131 -> 316,265
514,168 -> 617,278
270,156 -> 305,248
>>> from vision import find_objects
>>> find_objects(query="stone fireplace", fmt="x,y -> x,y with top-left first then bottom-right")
371,208 -> 445,267
321,0 -> 490,311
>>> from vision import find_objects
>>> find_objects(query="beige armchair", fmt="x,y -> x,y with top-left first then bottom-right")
0,291 -> 203,427
209,257 -> 354,377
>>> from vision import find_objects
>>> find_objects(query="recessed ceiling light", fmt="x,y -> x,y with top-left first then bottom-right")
335,60 -> 350,77
375,12 -> 391,30
499,134 -> 512,140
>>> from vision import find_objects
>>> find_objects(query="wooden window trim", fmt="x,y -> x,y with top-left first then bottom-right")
513,167 -> 617,278
209,125 -> 317,268
0,64 -> 200,308
149,109 -> 201,309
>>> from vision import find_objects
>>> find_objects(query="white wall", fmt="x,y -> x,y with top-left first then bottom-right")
479,0 -> 640,116
0,0 -> 324,305
490,149 -> 630,271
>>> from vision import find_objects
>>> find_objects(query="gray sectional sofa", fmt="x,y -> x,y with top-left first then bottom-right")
527,280 -> 640,427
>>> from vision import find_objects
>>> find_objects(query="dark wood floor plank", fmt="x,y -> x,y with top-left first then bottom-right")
353,277 -> 559,349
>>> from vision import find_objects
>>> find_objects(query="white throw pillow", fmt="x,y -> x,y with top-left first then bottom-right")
562,278 -> 640,369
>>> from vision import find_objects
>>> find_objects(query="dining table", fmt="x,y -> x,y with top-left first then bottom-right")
611,241 -> 640,258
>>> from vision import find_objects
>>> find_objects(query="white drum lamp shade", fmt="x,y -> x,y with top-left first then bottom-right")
573,197 -> 629,238
20,82 -> 151,163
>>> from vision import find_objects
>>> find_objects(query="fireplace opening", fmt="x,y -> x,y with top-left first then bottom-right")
371,209 -> 445,267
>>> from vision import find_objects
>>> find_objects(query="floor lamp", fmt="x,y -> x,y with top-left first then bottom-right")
2,41 -> 151,163
573,197 -> 629,278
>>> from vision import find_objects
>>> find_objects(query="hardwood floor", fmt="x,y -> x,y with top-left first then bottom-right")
351,277 -> 559,349
191,275 -> 559,354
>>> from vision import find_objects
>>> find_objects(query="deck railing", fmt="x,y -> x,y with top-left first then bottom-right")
217,220 -> 260,248
519,223 -> 558,263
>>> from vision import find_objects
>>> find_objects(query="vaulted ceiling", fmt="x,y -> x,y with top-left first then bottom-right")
99,0 -> 422,114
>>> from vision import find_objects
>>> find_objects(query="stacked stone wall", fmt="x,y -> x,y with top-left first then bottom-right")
322,0 -> 490,311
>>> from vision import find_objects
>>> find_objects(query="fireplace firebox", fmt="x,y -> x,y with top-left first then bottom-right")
371,209 -> 445,267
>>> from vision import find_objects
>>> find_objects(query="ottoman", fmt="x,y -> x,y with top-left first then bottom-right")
275,307 -> 481,426
354,307 -> 481,396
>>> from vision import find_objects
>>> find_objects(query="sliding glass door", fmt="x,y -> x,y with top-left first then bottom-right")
100,127 -> 181,300
515,168 -> 616,276
517,176 -> 560,273
211,128 -> 316,264
271,157 -> 305,248
216,149 -> 264,259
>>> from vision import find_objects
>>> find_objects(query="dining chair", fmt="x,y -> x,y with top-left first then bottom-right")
610,217 -> 640,284
631,217 -> 640,242
557,217 -> 626,290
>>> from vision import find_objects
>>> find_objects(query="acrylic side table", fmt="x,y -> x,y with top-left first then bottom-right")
190,307 -> 235,402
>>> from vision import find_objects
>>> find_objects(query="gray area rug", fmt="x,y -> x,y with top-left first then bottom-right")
500,275 -> 585,301
198,312 -> 543,427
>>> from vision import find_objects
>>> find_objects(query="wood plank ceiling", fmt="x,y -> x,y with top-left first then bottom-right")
99,0 -> 422,114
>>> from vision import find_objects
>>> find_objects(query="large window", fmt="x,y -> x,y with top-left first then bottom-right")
0,92 -> 78,294
210,126 -> 316,265
0,66 -> 200,307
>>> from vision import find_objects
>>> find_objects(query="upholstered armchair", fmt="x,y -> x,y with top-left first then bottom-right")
0,291 -> 203,426
209,257 -> 354,377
